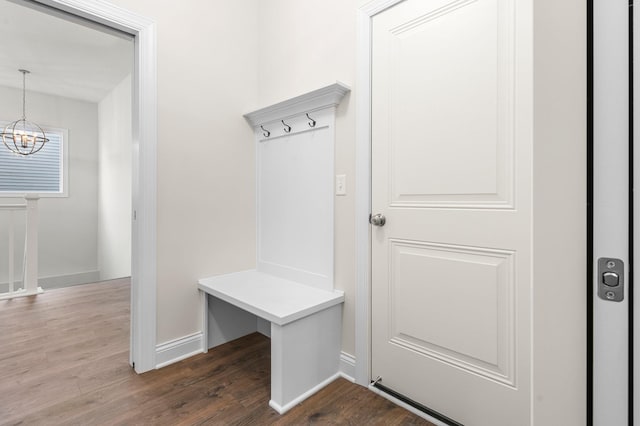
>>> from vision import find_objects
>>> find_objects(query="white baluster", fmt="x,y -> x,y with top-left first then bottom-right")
23,194 -> 40,295
8,210 -> 14,295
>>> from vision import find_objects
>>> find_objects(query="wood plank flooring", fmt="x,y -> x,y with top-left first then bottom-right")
0,280 -> 433,425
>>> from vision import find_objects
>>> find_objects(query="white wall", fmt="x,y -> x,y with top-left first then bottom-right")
106,0 -> 357,356
0,85 -> 99,285
105,0 -> 355,354
98,74 -> 132,281
108,0 -> 259,343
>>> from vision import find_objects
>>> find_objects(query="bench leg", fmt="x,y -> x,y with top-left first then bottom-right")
269,304 -> 342,414
199,290 -> 208,353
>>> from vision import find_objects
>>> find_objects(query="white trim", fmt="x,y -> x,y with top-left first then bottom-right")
268,372 -> 341,414
355,0 -> 405,388
634,1 -> 640,422
155,332 -> 204,369
593,0 -> 630,423
360,0 -> 405,16
36,0 -> 157,373
38,270 -> 101,288
355,5 -> 373,389
368,384 -> 450,426
243,82 -> 350,127
339,352 -> 356,382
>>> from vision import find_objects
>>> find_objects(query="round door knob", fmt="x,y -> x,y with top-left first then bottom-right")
370,213 -> 386,227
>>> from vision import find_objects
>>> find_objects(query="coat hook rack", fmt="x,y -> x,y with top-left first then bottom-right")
282,120 -> 291,133
306,113 -> 316,128
261,125 -> 271,137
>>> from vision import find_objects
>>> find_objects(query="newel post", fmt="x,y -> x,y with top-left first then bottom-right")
23,194 -> 39,295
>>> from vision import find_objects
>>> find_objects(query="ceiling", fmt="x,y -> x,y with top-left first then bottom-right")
0,0 -> 133,103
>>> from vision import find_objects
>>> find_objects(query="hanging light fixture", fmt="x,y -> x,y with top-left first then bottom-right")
1,69 -> 49,156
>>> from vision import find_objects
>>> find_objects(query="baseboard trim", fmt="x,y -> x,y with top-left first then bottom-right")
0,270 -> 101,292
155,332 -> 204,369
339,351 -> 356,382
269,372 -> 341,414
40,271 -> 101,289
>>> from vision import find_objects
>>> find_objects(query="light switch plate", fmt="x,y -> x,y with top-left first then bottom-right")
335,174 -> 346,196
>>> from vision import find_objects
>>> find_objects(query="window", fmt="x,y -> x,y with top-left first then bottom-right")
0,125 -> 67,196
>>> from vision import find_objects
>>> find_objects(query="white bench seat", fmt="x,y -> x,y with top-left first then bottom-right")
198,269 -> 344,414
198,270 -> 344,326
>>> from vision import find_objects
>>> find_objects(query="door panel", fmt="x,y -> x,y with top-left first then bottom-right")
371,0 -> 531,424
388,241 -> 514,385
386,0 -> 513,208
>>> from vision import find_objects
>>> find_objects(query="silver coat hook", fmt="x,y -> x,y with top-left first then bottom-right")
306,113 -> 316,128
261,125 -> 270,137
282,120 -> 291,133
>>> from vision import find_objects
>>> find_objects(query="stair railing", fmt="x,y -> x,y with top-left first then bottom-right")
0,195 -> 41,300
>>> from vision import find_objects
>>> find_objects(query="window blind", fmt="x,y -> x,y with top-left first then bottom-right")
0,130 -> 63,193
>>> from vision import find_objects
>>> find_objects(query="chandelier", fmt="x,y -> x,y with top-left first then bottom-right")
1,69 -> 49,156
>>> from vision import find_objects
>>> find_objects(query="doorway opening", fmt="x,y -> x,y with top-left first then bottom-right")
0,0 -> 134,292
0,0 -> 157,373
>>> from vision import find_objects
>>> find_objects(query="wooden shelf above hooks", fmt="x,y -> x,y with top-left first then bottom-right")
243,81 -> 351,128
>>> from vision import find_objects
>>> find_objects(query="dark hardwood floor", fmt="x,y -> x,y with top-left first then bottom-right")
0,280 -> 432,425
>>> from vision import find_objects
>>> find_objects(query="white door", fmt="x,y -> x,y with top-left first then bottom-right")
371,1 -> 532,424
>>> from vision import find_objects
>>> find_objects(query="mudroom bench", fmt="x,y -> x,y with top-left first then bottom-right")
198,270 -> 344,414
199,82 -> 350,414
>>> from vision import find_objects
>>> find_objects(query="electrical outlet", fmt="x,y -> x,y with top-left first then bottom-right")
336,174 -> 346,196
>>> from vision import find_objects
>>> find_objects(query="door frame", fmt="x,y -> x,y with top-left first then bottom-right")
31,0 -> 158,373
634,1 -> 639,422
592,0 -> 632,423
355,0 -> 397,388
